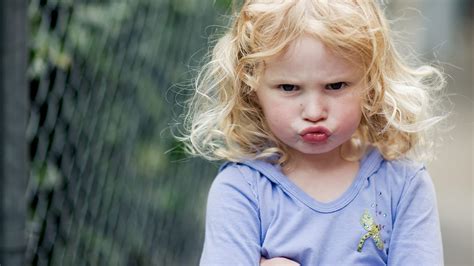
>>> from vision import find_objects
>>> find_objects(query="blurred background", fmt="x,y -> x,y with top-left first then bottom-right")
0,0 -> 472,265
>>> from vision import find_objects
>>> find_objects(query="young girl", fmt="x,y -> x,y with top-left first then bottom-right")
181,0 -> 445,265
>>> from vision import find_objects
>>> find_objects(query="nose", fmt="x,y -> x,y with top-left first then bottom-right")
301,91 -> 327,122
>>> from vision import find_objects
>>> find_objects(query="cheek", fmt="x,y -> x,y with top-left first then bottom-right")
261,104 -> 297,130
264,108 -> 285,127
338,97 -> 363,128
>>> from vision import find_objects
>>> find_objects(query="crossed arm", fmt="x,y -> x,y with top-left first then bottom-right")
260,257 -> 300,266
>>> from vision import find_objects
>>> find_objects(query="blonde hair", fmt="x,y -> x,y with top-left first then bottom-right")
179,0 -> 446,164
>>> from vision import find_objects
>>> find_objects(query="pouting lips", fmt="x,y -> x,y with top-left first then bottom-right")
300,126 -> 331,143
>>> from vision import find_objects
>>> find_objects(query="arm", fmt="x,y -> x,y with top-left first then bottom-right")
199,166 -> 261,266
260,257 -> 300,266
388,168 -> 444,265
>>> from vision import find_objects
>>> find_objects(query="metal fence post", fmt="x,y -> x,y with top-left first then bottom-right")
0,0 -> 28,265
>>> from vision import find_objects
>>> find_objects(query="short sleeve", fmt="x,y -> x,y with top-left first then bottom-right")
388,168 -> 444,265
199,165 -> 262,266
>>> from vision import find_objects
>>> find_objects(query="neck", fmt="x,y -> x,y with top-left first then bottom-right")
283,146 -> 348,175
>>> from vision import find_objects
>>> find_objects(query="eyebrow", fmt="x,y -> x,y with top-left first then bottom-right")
262,76 -> 300,84
263,73 -> 359,85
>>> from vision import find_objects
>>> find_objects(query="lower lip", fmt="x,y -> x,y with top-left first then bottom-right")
301,132 -> 329,143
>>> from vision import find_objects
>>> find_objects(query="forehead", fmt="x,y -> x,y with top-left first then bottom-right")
262,35 -> 362,81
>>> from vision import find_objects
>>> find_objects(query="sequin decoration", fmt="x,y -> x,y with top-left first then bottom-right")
357,210 -> 384,252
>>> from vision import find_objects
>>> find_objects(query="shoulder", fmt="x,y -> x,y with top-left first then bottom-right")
378,156 -> 428,187
377,157 -> 436,209
381,157 -> 425,179
364,148 -> 429,191
214,161 -> 262,190
207,161 -> 264,209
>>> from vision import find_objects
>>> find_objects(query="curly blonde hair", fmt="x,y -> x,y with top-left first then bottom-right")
179,0 -> 446,164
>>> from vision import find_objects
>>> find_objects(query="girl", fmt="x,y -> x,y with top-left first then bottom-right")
181,0 -> 445,265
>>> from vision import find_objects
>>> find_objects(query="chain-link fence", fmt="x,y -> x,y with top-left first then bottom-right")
20,0 -> 232,264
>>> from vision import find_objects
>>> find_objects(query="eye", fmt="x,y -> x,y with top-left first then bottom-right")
326,82 -> 348,90
279,84 -> 298,92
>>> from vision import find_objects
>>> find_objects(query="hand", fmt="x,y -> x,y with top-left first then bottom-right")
260,257 -> 300,266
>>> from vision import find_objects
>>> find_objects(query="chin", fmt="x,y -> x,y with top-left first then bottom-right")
294,144 -> 340,155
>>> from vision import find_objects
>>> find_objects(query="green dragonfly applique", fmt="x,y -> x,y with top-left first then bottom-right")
357,210 -> 384,252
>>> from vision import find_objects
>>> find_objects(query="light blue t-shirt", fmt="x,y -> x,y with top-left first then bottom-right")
200,148 -> 443,265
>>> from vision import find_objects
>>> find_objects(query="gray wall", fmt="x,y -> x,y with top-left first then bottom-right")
389,0 -> 473,265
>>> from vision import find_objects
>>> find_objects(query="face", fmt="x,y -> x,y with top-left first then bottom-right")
256,35 -> 364,161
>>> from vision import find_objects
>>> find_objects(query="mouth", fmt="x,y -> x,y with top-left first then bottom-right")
299,126 -> 331,143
